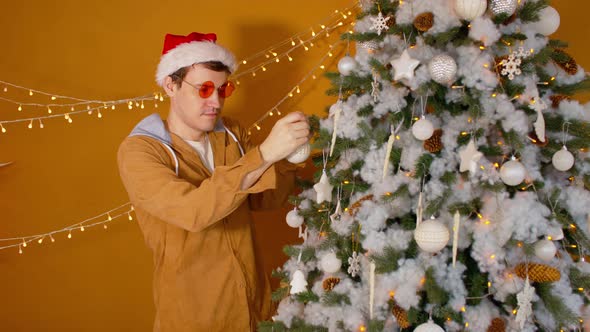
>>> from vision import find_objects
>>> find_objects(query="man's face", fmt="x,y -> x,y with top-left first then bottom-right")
169,64 -> 230,136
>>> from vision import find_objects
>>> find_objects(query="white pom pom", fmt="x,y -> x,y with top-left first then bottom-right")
534,239 -> 557,261
286,208 -> 304,228
412,118 -> 434,141
454,0 -> 487,21
500,159 -> 526,186
552,146 -> 574,171
414,218 -> 450,253
287,142 -> 311,164
320,252 -> 342,274
338,56 -> 357,76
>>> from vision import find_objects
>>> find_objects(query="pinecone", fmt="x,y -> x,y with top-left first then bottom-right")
515,263 -> 561,283
487,317 -> 506,332
386,15 -> 396,28
391,304 -> 411,329
426,104 -> 435,114
424,129 -> 443,153
553,49 -> 578,75
549,94 -> 571,108
527,131 -> 549,147
414,12 -> 434,32
322,277 -> 341,292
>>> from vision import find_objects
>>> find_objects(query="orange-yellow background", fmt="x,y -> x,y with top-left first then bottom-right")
0,1 -> 588,331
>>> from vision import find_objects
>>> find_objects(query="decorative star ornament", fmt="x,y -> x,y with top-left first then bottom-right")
390,50 -> 420,81
459,140 -> 483,173
314,170 -> 334,203
369,12 -> 391,36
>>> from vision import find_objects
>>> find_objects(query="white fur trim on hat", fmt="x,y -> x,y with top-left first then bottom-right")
155,41 -> 237,86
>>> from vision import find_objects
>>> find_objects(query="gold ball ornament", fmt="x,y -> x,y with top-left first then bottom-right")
414,218 -> 450,253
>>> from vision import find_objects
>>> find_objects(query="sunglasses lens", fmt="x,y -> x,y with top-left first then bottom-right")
219,81 -> 235,98
199,81 -> 215,98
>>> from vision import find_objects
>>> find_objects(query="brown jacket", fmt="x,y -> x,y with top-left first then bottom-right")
117,113 -> 296,331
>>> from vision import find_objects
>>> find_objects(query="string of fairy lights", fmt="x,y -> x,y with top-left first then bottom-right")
0,4 -> 357,254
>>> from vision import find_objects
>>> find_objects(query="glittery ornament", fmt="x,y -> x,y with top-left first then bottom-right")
322,277 -> 341,291
414,12 -> 434,32
553,49 -> 578,75
414,218 -> 450,253
514,263 -> 561,283
287,142 -> 310,163
392,304 -> 411,329
423,129 -> 443,153
428,54 -> 457,85
487,318 -> 506,332
358,41 -> 379,54
489,0 -> 518,16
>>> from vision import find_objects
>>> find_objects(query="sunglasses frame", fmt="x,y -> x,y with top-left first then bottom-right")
182,80 -> 235,99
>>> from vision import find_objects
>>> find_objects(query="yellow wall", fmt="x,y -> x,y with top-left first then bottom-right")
0,1 -> 588,330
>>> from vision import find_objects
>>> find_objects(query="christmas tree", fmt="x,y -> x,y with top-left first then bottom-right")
261,0 -> 590,331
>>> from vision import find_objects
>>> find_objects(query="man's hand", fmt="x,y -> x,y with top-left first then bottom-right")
259,112 -> 310,164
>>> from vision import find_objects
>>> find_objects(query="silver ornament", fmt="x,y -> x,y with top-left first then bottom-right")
287,142 -> 311,164
500,158 -> 526,186
414,218 -> 450,253
338,56 -> 357,76
552,146 -> 574,171
489,0 -> 518,16
428,54 -> 457,85
358,41 -> 379,54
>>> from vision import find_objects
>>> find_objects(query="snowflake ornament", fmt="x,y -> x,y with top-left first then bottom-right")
370,12 -> 391,36
347,251 -> 361,277
501,47 -> 529,80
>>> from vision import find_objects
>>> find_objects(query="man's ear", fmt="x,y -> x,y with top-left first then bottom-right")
163,76 -> 177,97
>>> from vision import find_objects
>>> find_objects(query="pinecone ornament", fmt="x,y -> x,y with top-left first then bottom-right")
424,129 -> 443,153
550,94 -> 571,108
487,317 -> 506,332
414,12 -> 434,32
515,263 -> 561,283
322,277 -> 341,292
553,49 -> 578,75
392,304 -> 411,329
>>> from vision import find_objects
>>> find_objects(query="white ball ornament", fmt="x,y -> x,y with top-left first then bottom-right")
489,0 -> 518,16
414,219 -> 450,253
552,146 -> 574,171
320,252 -> 342,274
414,319 -> 445,332
286,208 -> 304,228
534,239 -> 557,261
428,54 -> 457,85
500,158 -> 526,186
338,56 -> 357,76
454,0 -> 487,21
528,6 -> 560,36
287,142 -> 311,164
412,117 -> 435,141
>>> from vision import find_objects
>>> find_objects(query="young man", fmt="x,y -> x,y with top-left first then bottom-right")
117,32 -> 309,331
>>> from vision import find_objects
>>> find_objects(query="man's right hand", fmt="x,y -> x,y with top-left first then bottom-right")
259,112 -> 310,164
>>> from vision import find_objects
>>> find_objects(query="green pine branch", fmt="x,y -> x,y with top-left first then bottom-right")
535,283 -> 580,327
424,267 -> 450,305
321,291 -> 351,306
518,0 -> 549,23
372,246 -> 401,273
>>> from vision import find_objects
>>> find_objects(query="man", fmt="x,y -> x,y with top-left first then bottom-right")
117,32 -> 309,331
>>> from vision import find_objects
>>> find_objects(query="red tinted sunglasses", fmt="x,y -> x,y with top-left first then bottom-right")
183,80 -> 235,99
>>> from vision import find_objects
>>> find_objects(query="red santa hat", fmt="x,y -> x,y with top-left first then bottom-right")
155,32 -> 237,86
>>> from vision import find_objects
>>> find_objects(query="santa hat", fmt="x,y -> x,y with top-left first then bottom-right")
155,32 -> 237,86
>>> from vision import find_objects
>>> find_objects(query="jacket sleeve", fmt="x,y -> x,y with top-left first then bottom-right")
224,118 -> 300,211
117,136 -> 277,232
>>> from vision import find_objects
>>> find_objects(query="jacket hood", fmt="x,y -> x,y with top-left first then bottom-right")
129,113 -> 226,144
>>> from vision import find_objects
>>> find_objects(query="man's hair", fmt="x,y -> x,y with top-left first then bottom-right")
169,61 -> 231,87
